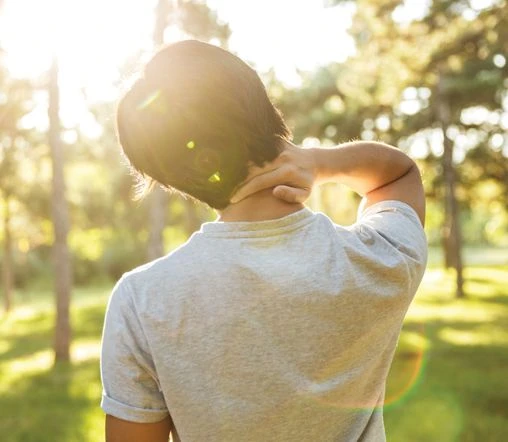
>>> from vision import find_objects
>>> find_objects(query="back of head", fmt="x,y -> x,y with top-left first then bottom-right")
117,40 -> 291,209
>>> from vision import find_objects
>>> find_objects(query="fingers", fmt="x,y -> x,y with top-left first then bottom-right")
229,146 -> 315,204
230,166 -> 290,203
229,158 -> 284,203
273,185 -> 310,204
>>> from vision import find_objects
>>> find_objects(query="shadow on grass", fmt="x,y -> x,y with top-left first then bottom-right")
0,302 -> 105,364
385,300 -> 508,442
0,315 -> 53,364
0,290 -> 108,442
72,303 -> 107,341
0,359 -> 103,442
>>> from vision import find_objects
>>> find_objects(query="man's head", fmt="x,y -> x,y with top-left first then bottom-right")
117,40 -> 291,209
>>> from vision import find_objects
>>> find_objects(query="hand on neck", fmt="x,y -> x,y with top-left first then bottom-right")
218,188 -> 304,222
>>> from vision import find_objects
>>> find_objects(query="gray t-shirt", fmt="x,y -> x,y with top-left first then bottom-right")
101,200 -> 427,441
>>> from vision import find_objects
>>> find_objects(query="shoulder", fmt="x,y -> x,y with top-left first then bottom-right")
354,200 -> 427,258
349,200 -> 428,287
122,232 -> 204,290
104,233 -> 206,320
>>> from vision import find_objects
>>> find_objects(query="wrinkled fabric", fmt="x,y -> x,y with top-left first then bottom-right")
101,200 -> 427,442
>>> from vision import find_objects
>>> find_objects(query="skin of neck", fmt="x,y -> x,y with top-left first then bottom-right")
218,188 -> 304,222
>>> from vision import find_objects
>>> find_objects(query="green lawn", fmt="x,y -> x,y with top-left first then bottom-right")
384,267 -> 508,441
1,267 -> 507,441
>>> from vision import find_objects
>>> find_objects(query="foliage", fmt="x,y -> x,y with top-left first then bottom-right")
1,0 -> 507,290
276,0 -> 508,247
0,0 -> 228,288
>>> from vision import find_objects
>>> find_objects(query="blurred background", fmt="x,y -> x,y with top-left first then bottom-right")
0,0 -> 507,441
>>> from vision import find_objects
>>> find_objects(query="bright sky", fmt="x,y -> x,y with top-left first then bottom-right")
0,0 -> 355,131
2,0 -> 502,145
0,0 -> 354,89
0,0 -> 156,98
207,0 -> 355,85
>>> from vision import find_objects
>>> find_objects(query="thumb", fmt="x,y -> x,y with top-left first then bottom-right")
273,185 -> 310,204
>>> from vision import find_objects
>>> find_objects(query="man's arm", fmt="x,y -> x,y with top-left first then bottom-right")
106,415 -> 178,442
101,278 -> 178,442
312,141 -> 425,225
231,141 -> 425,225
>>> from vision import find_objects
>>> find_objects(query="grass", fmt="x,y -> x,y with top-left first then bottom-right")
384,267 -> 508,441
0,287 -> 108,442
1,267 -> 508,441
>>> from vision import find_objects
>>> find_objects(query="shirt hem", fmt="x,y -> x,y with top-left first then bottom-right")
101,393 -> 169,423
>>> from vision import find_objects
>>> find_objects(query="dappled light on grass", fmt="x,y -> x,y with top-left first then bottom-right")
384,266 -> 508,441
0,300 -> 54,394
407,297 -> 504,323
0,287 -> 107,442
439,325 -> 508,347
72,340 -> 101,363
0,359 -> 104,442
406,268 -> 508,324
2,350 -> 53,389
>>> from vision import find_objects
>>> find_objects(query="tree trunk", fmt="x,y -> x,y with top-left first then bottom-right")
146,0 -> 172,261
183,198 -> 202,237
437,72 -> 465,298
147,188 -> 167,260
49,57 -> 72,362
2,192 -> 13,313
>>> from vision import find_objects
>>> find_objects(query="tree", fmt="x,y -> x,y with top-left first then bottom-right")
0,94 -> 16,313
1,189 -> 13,313
48,57 -> 72,362
437,69 -> 464,297
0,51 -> 34,313
285,0 -> 508,297
396,0 -> 507,296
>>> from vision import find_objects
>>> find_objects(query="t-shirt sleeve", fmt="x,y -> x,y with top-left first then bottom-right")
100,277 -> 169,423
354,200 -> 428,294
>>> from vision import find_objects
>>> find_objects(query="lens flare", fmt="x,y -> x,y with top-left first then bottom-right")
384,324 -> 428,408
208,171 -> 221,183
294,323 -> 429,412
137,89 -> 166,114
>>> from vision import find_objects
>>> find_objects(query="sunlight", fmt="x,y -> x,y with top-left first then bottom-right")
2,0 -> 356,94
0,350 -> 53,392
1,0 -> 155,80
439,325 -> 508,346
72,340 -> 101,363
0,0 -> 357,135
408,301 -> 502,323
206,0 -> 355,84
0,0 -> 362,145
0,0 -> 156,130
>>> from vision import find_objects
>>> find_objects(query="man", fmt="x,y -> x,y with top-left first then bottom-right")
101,40 -> 427,442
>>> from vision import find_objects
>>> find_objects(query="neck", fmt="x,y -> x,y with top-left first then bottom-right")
218,188 -> 304,222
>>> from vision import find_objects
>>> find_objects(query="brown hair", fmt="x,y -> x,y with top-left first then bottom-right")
117,40 -> 291,209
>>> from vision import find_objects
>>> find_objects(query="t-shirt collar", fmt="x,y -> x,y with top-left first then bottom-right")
199,207 -> 315,238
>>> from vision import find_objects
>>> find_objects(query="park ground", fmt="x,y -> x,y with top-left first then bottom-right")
1,261 -> 507,441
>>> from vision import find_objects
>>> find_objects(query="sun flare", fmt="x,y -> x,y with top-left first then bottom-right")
1,0 -> 155,90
